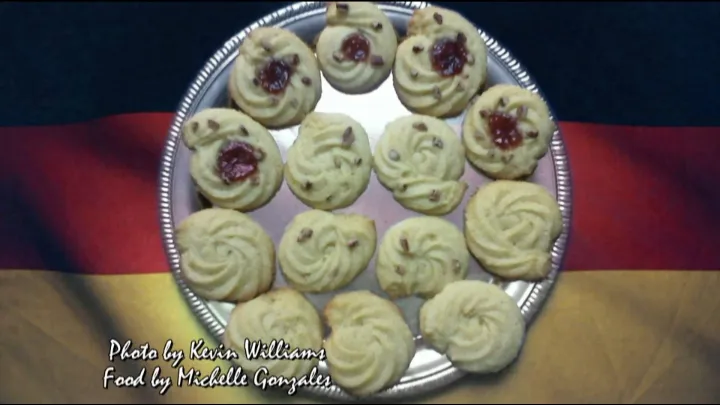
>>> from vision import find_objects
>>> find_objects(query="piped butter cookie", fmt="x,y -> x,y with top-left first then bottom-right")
182,108 -> 283,212
316,2 -> 398,94
393,6 -> 487,117
229,27 -> 322,128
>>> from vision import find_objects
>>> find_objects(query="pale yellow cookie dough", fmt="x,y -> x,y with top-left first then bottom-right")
316,2 -> 398,94
324,290 -> 414,397
229,26 -> 322,128
224,288 -> 324,378
285,112 -> 372,210
462,84 -> 554,179
420,280 -> 525,373
374,114 -> 467,215
278,210 -> 376,293
464,180 -> 562,280
393,6 -> 487,117
376,217 -> 469,299
182,108 -> 283,212
175,208 -> 275,303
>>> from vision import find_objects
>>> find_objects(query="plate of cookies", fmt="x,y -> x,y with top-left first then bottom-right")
158,1 -> 572,401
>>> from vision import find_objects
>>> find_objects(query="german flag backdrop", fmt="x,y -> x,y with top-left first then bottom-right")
2,3 -> 720,404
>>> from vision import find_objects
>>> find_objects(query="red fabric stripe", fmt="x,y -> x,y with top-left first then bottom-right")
0,114 -> 718,274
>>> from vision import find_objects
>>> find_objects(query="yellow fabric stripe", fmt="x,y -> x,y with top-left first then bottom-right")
1,270 -> 719,404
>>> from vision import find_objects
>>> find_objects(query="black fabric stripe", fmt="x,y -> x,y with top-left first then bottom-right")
1,2 -> 719,126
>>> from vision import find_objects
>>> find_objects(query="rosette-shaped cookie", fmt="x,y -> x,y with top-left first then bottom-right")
224,288 -> 324,378
464,181 -> 562,280
285,112 -> 372,210
182,108 -> 283,212
376,217 -> 469,299
393,6 -> 487,117
324,290 -> 414,396
278,210 -> 376,293
374,114 -> 467,215
229,26 -> 322,128
420,280 -> 525,373
316,2 -> 398,94
462,84 -> 554,179
175,208 -> 275,302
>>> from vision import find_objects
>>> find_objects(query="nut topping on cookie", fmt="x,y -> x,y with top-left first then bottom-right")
372,22 -> 383,31
370,55 -> 384,66
432,86 -> 442,100
301,77 -> 312,86
253,148 -> 266,162
429,189 -> 441,202
347,239 -> 359,249
395,265 -> 406,276
342,127 -> 355,147
432,137 -> 444,149
207,119 -> 220,131
433,12 -> 443,24
297,228 -> 313,242
412,122 -> 428,131
388,149 -> 400,161
286,53 -> 300,66
452,259 -> 461,274
399,237 -> 410,253
412,45 -> 424,53
516,106 -> 528,119
190,121 -> 199,133
239,125 -> 249,136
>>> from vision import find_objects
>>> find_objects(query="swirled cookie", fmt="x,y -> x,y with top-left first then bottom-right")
324,290 -> 414,396
393,6 -> 487,117
224,288 -> 324,378
419,280 -> 525,374
182,108 -> 283,211
462,84 -> 554,179
278,210 -> 376,293
229,26 -> 322,128
376,217 -> 469,299
285,112 -> 372,210
315,2 -> 398,94
464,181 -> 562,280
374,114 -> 467,215
175,208 -> 275,302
